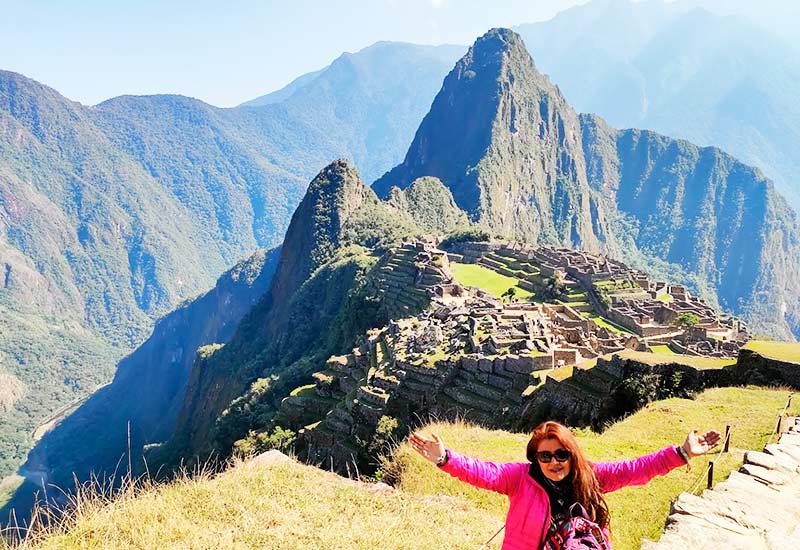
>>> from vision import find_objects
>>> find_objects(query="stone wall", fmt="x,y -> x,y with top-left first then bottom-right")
730,349 -> 800,389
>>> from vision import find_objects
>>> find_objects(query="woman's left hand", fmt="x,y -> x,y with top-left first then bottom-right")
682,428 -> 722,458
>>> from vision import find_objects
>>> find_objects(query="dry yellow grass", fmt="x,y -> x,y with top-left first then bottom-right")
4,457 -> 498,550
6,387 -> 795,550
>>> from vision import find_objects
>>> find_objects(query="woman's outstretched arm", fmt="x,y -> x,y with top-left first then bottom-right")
594,428 -> 721,493
409,431 -> 523,496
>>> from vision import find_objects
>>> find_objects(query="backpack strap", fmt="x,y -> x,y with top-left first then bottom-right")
568,502 -> 591,519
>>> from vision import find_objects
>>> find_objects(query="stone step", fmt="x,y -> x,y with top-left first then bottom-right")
452,374 -> 507,402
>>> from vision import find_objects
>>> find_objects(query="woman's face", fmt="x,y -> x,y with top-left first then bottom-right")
536,438 -> 572,482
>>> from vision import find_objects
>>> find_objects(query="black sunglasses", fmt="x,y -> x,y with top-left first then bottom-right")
535,449 -> 571,463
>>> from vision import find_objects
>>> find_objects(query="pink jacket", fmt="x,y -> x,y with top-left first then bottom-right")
439,446 -> 685,550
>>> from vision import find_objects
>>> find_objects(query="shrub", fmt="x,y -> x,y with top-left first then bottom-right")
674,312 -> 700,328
233,426 -> 297,457
439,227 -> 490,248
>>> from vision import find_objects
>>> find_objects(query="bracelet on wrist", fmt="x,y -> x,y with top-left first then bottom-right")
676,444 -> 690,463
436,450 -> 449,467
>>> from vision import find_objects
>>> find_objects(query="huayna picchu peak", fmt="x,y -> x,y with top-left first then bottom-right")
374,28 -> 607,252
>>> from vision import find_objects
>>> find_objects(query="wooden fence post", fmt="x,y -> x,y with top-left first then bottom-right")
707,462 -> 714,490
723,425 -> 730,453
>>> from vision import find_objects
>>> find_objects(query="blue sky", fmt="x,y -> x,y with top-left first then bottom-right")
1,0 -> 797,107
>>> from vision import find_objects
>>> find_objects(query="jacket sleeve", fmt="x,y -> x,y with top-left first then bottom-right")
437,449 -> 523,496
593,446 -> 686,493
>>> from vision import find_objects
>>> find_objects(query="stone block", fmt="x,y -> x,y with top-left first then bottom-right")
739,463 -> 790,486
461,356 -> 478,372
487,374 -> 514,391
506,355 -> 534,374
478,358 -> 493,372
492,357 -> 506,373
532,354 -> 553,370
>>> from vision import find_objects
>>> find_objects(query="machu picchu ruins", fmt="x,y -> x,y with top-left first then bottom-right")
272,238 -> 758,473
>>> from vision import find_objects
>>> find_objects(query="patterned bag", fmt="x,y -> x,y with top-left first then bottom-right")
542,503 -> 609,550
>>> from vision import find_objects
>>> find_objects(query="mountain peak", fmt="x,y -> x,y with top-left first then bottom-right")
373,27 -> 602,250
281,159 -> 369,281
472,27 -> 528,58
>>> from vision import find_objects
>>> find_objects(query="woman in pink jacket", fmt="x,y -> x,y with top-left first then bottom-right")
410,421 -> 720,550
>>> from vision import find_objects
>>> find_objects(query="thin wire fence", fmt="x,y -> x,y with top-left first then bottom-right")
766,393 -> 794,447
685,392 -> 794,496
687,427 -> 731,495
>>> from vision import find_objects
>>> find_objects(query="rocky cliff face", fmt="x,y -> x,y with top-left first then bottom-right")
580,114 -> 800,339
374,29 -> 610,251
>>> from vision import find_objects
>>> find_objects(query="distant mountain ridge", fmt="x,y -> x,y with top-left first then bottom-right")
0,41 -> 464,479
515,0 -> 800,211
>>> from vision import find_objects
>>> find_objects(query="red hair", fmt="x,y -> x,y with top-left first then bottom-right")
527,421 -> 610,528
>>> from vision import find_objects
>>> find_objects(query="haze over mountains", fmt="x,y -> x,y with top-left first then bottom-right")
516,0 -> 800,211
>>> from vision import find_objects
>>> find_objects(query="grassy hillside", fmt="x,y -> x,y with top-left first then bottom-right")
6,387 -> 795,549
450,262 -> 534,300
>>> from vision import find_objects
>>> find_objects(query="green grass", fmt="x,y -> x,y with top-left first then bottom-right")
425,348 -> 449,367
743,340 -> 800,364
656,293 -> 673,303
0,475 -> 23,510
649,345 -> 676,355
289,384 -> 317,397
616,350 -> 735,370
394,387 -> 799,550
450,263 -> 533,300
547,365 -> 574,381
581,312 -> 637,336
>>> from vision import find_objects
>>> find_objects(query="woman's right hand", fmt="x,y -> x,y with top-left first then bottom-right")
409,431 -> 446,464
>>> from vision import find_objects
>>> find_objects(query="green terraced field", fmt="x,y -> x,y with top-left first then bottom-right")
650,345 -> 676,354
450,262 -> 533,300
617,350 -> 736,370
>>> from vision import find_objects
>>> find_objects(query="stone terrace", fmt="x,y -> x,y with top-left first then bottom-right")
370,239 -> 452,319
